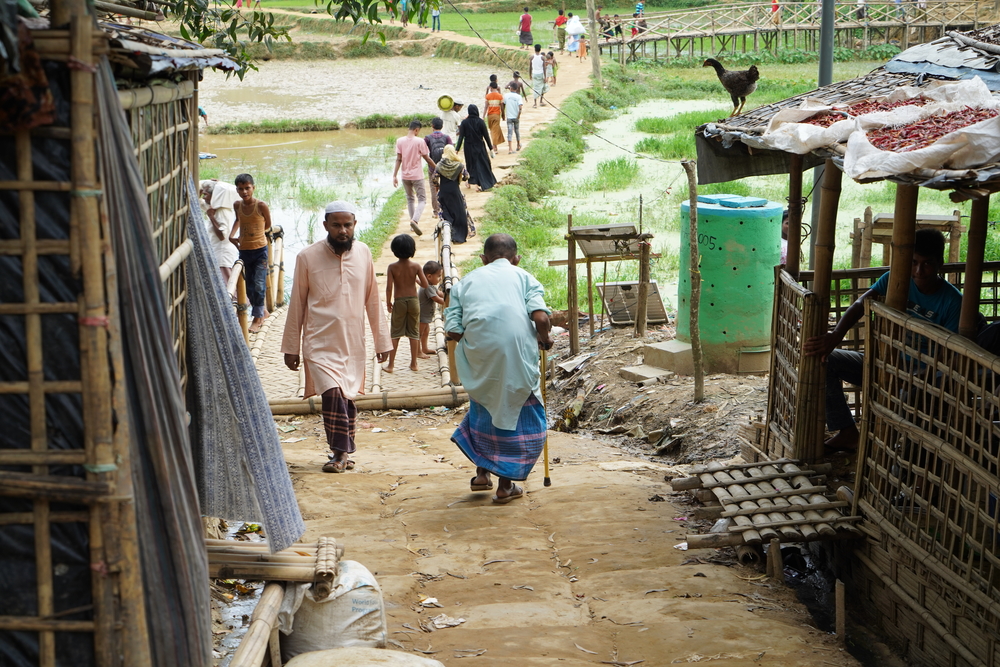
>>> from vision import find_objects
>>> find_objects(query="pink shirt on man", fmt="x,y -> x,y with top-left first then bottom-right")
396,135 -> 430,181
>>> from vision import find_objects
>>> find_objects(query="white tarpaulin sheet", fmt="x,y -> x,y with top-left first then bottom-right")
758,77 -> 1000,180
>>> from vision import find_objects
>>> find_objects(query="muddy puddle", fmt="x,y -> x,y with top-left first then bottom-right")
199,58 -> 501,126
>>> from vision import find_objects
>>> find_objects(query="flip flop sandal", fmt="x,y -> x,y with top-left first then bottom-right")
410,221 -> 423,236
492,484 -> 524,504
322,459 -> 347,473
470,476 -> 494,491
345,460 -> 356,470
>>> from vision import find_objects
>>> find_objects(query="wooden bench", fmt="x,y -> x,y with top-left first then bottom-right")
850,206 -> 964,268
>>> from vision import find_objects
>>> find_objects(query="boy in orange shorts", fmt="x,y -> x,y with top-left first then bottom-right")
385,234 -> 429,372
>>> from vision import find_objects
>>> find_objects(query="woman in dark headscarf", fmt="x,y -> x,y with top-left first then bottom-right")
455,104 -> 496,192
435,145 -> 470,243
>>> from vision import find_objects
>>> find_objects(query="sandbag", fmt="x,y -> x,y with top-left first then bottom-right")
285,647 -> 445,667
278,560 -> 387,661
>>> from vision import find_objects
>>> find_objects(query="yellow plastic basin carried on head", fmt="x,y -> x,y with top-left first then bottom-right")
437,95 -> 454,111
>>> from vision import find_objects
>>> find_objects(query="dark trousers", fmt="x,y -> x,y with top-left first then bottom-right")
825,349 -> 864,432
239,246 -> 268,318
432,14 -> 440,30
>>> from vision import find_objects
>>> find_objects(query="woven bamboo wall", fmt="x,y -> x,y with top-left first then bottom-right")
758,269 -> 823,461
0,18 -> 150,667
852,300 -> 1000,667
762,262 -> 1000,462
122,79 -> 197,389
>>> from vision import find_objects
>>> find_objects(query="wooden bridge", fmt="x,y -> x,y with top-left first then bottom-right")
595,0 -> 983,62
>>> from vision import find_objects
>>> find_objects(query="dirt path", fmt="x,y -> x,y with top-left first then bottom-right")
279,410 -> 858,666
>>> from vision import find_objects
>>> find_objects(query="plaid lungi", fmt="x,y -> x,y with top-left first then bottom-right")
452,395 -> 546,482
322,387 -> 356,453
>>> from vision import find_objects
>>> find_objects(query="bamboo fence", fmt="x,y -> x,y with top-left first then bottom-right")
852,300 -> 1000,667
759,261 -> 1000,463
0,14 -> 153,667
122,74 -> 199,388
597,0 -> 979,62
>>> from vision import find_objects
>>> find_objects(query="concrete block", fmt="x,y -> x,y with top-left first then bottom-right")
620,365 -> 673,383
644,340 -> 694,376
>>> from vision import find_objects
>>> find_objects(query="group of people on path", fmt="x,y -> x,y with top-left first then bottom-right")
281,203 -> 552,502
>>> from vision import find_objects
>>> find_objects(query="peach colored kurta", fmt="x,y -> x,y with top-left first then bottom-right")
281,239 -> 392,400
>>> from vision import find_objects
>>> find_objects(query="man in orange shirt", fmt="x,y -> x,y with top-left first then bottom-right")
485,81 -> 506,152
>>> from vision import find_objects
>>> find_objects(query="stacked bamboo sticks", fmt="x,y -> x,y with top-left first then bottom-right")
674,460 -> 862,549
206,538 -> 345,582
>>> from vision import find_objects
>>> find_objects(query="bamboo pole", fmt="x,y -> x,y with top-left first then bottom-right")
786,154 -> 803,278
682,160 -> 704,402
269,387 -> 469,414
860,206 -> 873,267
69,9 -> 119,665
698,472 -> 764,544
567,217 -> 579,355
587,0 -> 603,85
275,230 -> 286,307
811,159 -> 841,303
886,183 -> 918,312
93,0 -> 161,20
229,583 -> 285,667
634,240 -> 651,337
210,562 -> 316,581
587,258 -> 595,338
264,232 -> 275,314
959,195 -> 988,338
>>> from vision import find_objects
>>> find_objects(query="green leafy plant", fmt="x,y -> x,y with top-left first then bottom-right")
166,0 -> 419,77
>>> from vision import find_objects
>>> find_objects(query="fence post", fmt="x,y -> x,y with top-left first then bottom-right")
265,230 -> 275,314
228,260 -> 249,343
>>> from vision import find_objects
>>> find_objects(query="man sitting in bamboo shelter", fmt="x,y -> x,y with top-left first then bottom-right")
282,201 -> 392,473
804,229 -> 963,452
445,234 -> 553,504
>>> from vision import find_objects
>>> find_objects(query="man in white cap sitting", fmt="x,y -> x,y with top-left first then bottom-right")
199,179 -> 240,283
282,201 -> 392,473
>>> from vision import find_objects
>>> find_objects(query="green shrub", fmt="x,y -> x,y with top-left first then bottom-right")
862,43 -> 901,60
361,189 -> 407,261
584,157 -> 640,191
208,118 -> 341,135
342,39 -> 392,58
351,112 -> 437,129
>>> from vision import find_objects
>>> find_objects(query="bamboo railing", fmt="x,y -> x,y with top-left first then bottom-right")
598,0 -> 979,60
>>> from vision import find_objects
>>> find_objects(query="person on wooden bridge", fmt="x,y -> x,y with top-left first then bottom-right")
282,201 -> 392,473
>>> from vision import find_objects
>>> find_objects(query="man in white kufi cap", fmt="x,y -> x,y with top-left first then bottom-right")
282,201 -> 392,473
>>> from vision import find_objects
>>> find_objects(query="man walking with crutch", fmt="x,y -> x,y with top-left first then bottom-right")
445,234 -> 553,504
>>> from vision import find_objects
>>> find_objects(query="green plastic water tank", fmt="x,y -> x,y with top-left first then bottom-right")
676,194 -> 783,374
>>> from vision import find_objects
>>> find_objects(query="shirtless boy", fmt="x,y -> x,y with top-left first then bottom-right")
385,234 -> 429,372
230,173 -> 272,333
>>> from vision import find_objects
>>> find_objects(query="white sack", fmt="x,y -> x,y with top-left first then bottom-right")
277,560 -> 388,661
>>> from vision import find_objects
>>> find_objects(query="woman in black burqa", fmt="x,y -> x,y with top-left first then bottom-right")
435,145 -> 470,243
455,104 -> 496,192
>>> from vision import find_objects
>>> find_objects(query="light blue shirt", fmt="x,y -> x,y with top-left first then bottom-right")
445,259 -> 550,430
503,91 -> 523,120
